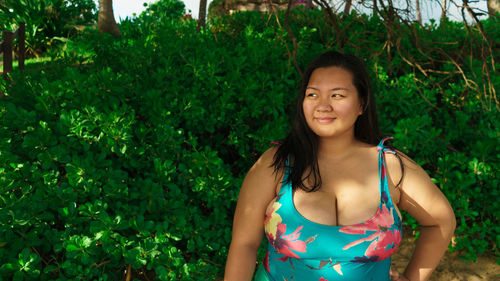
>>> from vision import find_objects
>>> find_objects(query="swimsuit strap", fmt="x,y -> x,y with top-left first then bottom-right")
377,136 -> 396,154
377,137 -> 396,206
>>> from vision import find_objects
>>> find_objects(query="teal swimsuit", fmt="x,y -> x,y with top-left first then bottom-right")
259,138 -> 403,281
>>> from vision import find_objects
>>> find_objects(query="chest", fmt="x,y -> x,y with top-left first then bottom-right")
293,157 -> 385,226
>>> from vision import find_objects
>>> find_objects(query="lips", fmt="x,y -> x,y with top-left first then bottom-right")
315,117 -> 336,123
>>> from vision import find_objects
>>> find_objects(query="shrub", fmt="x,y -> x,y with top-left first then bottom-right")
0,0 -> 96,57
0,7 -> 498,280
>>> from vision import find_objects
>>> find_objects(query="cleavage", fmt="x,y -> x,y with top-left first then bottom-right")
292,178 -> 380,227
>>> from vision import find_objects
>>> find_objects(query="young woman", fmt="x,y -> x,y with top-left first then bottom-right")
224,51 -> 455,281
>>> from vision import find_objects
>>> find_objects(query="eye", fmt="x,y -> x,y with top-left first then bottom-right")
306,92 -> 317,98
331,93 -> 345,98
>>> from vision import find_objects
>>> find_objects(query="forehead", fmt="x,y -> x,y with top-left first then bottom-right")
307,66 -> 354,86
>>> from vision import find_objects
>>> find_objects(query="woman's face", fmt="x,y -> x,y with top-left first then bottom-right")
302,66 -> 363,139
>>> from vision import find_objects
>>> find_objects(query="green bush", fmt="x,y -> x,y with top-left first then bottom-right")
0,0 -> 96,56
0,7 -> 498,280
374,69 -> 500,260
118,0 -> 186,40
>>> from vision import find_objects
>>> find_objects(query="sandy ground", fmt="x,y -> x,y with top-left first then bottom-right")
391,230 -> 500,281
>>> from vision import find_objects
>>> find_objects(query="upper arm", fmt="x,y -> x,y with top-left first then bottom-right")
397,157 -> 456,230
230,147 -> 282,249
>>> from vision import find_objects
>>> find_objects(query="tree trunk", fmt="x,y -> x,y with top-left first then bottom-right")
441,0 -> 447,20
197,0 -> 208,31
487,0 -> 500,17
416,0 -> 422,24
98,0 -> 121,37
343,0 -> 352,16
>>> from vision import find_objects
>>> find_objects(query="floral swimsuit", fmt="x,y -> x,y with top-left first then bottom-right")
261,138 -> 403,281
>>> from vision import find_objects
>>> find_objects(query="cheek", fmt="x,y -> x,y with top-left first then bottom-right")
336,102 -> 361,116
302,101 -> 313,117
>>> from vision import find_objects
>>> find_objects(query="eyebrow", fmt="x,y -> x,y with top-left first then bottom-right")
306,86 -> 350,91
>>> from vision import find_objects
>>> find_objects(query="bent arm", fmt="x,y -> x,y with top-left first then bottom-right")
397,159 -> 456,281
224,148 -> 281,281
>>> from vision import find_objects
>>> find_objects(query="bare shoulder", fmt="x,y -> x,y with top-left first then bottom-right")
383,150 -> 425,186
383,149 -> 436,191
246,146 -> 279,180
391,151 -> 434,190
240,146 -> 281,200
387,151 -> 455,226
254,146 -> 279,170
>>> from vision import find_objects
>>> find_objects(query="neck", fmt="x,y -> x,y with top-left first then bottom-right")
317,134 -> 361,161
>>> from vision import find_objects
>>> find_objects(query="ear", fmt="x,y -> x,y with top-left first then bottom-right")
358,102 -> 364,116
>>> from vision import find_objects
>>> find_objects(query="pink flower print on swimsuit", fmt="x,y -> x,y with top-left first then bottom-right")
264,201 -> 312,262
339,202 -> 402,263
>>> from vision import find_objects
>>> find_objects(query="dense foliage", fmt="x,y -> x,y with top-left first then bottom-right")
0,1 -> 498,280
0,0 -> 96,56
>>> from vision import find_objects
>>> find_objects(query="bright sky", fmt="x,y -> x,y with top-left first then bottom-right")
100,0 -> 488,22
98,0 -> 211,21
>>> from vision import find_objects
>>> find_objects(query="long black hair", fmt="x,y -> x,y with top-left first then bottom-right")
272,51 -> 385,192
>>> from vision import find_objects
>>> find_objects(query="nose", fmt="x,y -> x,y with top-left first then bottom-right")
316,96 -> 333,112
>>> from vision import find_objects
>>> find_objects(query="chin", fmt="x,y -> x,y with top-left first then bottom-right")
311,128 -> 354,139
312,131 -> 339,138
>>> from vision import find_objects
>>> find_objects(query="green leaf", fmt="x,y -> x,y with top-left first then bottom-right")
65,244 -> 80,252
